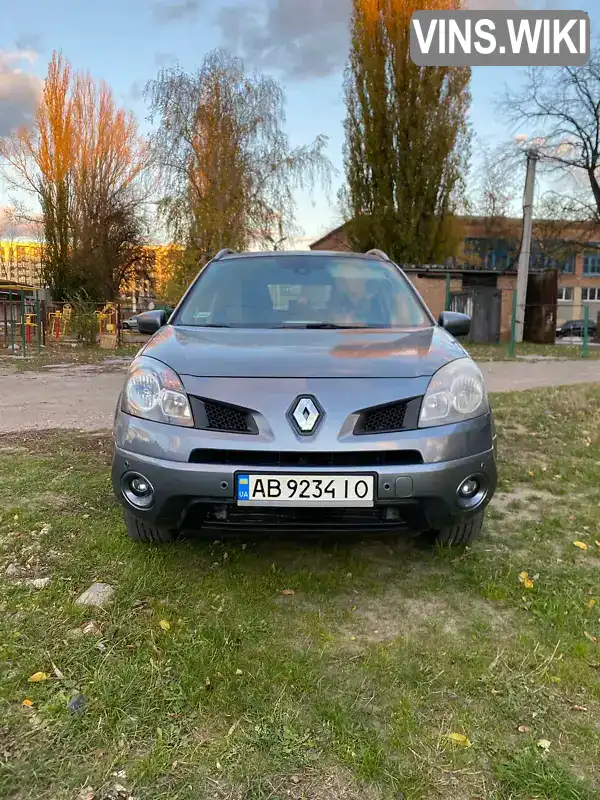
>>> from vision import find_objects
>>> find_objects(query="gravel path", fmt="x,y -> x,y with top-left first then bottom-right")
0,359 -> 598,433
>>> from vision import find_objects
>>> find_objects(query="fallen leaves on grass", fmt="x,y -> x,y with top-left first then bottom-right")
28,672 -> 49,683
517,725 -> 532,734
445,732 -> 472,747
573,541 -> 588,550
571,705 -> 588,712
159,620 -> 171,631
280,589 -> 295,596
584,631 -> 598,643
519,571 -> 535,589
537,738 -> 551,751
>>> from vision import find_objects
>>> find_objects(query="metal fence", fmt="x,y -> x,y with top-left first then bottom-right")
0,295 -> 136,355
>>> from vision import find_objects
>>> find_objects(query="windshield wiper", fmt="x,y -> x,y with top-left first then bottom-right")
278,322 -> 367,330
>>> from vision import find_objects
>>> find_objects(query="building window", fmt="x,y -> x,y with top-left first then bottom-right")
558,287 -> 573,302
582,287 -> 600,302
560,256 -> 575,273
583,249 -> 600,275
463,237 -> 517,271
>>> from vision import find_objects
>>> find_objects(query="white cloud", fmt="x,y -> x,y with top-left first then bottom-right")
217,0 -> 350,80
0,49 -> 43,136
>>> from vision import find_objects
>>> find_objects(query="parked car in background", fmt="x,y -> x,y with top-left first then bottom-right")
122,315 -> 138,330
112,249 -> 497,547
556,319 -> 597,339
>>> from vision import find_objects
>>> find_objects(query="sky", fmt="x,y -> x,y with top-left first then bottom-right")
0,0 -> 598,247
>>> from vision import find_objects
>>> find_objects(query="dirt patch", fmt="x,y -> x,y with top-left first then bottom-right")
340,591 -> 514,646
499,422 -> 532,437
24,491 -> 73,511
217,768 -> 382,800
491,488 -> 556,523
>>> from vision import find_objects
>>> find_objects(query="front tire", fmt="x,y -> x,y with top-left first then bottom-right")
124,511 -> 176,543
432,511 -> 484,546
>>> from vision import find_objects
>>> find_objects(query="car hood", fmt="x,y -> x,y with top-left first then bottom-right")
139,325 -> 467,379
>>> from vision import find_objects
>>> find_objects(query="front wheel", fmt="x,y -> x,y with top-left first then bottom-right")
432,511 -> 484,546
124,511 -> 177,543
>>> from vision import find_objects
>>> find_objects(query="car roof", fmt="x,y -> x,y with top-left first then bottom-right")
219,250 -> 385,261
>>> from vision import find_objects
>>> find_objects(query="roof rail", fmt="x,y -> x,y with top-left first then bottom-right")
213,248 -> 236,260
365,249 -> 391,261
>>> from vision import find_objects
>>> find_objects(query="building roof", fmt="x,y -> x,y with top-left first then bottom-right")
309,216 -> 600,251
309,222 -> 351,250
0,280 -> 36,292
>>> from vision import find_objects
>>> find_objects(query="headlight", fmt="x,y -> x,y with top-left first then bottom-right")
121,356 -> 193,427
419,358 -> 488,428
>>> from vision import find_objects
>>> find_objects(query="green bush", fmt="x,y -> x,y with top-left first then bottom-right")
66,292 -> 98,346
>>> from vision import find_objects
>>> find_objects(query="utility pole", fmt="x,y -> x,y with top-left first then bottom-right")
514,149 -> 539,343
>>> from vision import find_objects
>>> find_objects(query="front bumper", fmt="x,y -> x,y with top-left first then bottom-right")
112,412 -> 497,533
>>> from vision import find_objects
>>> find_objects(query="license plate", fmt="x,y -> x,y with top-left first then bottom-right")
236,474 -> 375,507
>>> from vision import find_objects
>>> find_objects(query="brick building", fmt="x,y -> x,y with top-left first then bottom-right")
310,216 -> 600,329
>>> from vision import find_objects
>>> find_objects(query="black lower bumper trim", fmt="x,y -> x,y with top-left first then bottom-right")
180,501 -> 429,534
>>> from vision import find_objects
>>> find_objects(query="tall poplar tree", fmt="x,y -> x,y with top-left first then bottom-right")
343,0 -> 471,263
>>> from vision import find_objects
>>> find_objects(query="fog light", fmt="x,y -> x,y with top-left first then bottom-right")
130,477 -> 150,496
459,477 -> 480,499
122,473 -> 155,509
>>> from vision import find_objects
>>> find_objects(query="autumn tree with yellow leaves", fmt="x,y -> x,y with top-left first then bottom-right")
343,0 -> 471,263
0,52 -> 149,300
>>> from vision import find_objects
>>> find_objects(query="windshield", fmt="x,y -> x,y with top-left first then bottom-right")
173,255 -> 430,329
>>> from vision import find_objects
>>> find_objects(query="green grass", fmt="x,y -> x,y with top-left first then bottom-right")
0,343 -> 141,372
1,388 -> 600,799
465,340 -> 600,362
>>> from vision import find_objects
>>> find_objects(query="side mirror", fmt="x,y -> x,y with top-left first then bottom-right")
438,311 -> 471,338
137,309 -> 168,335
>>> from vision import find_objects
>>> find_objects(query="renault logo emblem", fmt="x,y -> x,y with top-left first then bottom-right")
288,395 -> 324,435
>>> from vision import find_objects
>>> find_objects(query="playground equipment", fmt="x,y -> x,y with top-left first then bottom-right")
47,304 -> 72,340
0,287 -> 42,355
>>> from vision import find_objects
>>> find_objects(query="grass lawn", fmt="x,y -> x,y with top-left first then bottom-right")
465,341 -> 600,362
0,343 -> 141,373
1,387 -> 599,799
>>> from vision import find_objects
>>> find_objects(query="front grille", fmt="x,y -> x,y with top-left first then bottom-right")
204,400 -> 250,432
189,397 -> 257,434
182,503 -> 428,534
188,448 -> 422,467
355,396 -> 422,435
360,401 -> 407,433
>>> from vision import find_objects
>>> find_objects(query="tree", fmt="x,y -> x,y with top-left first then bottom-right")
145,49 -> 333,284
462,140 -> 584,272
504,52 -> 600,224
69,72 -> 149,301
343,0 -> 470,264
0,52 -> 149,301
1,54 -> 76,297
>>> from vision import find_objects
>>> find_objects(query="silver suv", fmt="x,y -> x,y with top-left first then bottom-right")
112,249 -> 496,545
